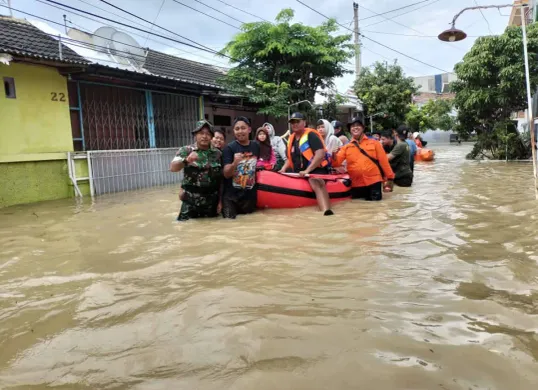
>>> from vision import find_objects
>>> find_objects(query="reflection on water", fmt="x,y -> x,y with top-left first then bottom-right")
1,144 -> 538,389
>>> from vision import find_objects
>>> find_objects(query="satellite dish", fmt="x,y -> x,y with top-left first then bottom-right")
110,31 -> 146,69
92,26 -> 116,55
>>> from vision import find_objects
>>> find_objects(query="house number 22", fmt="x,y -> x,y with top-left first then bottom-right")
51,92 -> 66,102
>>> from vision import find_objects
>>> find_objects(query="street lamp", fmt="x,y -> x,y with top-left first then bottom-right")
369,112 -> 386,133
439,2 -> 538,196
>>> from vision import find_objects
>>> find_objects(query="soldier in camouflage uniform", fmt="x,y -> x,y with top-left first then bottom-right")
170,120 -> 223,221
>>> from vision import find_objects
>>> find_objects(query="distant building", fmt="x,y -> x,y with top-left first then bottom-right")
412,72 -> 456,106
508,0 -> 535,26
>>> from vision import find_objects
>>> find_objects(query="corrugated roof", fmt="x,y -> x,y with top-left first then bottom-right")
143,49 -> 227,89
0,16 -> 88,64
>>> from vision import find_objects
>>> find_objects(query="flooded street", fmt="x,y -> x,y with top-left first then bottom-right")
1,144 -> 538,390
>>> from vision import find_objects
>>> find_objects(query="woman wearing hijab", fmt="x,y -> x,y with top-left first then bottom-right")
317,119 -> 343,156
263,122 -> 287,170
255,127 -> 276,170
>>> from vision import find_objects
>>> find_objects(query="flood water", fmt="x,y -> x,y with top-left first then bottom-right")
1,144 -> 538,390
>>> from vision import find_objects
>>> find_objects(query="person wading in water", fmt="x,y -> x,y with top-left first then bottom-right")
170,120 -> 222,221
222,117 -> 260,219
332,117 -> 394,201
279,112 -> 334,216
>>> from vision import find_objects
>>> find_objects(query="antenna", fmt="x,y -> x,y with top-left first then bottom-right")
92,26 -> 116,55
110,31 -> 146,68
90,26 -> 146,70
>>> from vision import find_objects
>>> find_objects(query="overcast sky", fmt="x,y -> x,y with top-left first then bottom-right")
4,0 -> 513,92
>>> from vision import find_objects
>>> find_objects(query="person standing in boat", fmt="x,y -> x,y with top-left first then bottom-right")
263,122 -> 287,171
222,117 -> 260,219
255,127 -> 276,170
170,120 -> 223,221
332,117 -> 394,201
279,112 -> 334,216
332,120 -> 350,145
317,119 -> 343,156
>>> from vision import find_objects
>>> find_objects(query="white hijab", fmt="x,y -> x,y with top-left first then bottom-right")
319,119 -> 343,154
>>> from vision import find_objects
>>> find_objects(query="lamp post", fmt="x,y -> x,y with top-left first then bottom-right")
369,112 -> 385,133
439,2 -> 538,197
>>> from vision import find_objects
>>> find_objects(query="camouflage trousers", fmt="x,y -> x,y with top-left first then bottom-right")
177,189 -> 219,222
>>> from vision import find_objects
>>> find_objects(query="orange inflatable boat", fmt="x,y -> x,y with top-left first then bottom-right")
257,171 -> 352,209
415,148 -> 434,162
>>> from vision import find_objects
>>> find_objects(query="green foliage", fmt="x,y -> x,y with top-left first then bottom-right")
219,8 -> 354,117
319,93 -> 347,122
452,23 -> 538,159
466,120 -> 532,160
405,99 -> 455,132
354,61 -> 418,130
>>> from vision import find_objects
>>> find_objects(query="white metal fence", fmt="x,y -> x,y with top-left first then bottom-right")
87,148 -> 183,196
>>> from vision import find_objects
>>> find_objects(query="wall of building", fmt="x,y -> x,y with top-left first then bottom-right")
1,62 -> 73,156
0,62 -> 76,208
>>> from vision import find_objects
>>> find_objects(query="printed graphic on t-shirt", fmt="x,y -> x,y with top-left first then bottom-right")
233,152 -> 257,190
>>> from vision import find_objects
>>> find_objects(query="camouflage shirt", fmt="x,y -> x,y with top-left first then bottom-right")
175,144 -> 222,192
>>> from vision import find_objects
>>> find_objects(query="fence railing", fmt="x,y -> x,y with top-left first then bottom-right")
87,148 -> 183,196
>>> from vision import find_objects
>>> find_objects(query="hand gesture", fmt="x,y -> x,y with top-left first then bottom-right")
233,153 -> 244,164
186,151 -> 199,164
299,170 -> 309,177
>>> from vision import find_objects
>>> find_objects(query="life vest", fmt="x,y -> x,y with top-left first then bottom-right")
287,128 -> 330,170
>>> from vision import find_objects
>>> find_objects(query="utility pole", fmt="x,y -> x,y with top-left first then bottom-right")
353,2 -> 361,81
63,14 -> 68,34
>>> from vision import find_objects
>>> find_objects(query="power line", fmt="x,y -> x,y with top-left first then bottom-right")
192,0 -> 246,25
362,30 -> 481,38
359,0 -> 432,21
360,1 -> 465,54
20,2 -> 230,67
143,0 -> 167,47
474,0 -> 494,35
41,0 -> 229,57
362,0 -> 441,28
294,0 -> 450,74
360,2 -> 440,37
169,0 -> 240,30
213,0 -> 269,22
58,0 -> 228,65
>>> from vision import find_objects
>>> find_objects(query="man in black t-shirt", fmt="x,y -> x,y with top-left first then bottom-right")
279,112 -> 334,216
222,117 -> 260,219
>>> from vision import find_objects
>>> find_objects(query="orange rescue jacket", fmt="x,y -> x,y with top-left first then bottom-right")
332,136 -> 394,187
287,128 -> 329,170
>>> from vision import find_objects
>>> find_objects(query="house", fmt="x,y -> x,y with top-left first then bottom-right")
0,15 -> 292,207
413,72 -> 456,107
1,16 -> 89,208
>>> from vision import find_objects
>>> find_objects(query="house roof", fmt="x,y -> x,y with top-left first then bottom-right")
0,17 -> 226,89
143,49 -> 227,89
0,16 -> 88,65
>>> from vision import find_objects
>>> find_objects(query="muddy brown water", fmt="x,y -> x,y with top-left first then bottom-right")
1,144 -> 538,390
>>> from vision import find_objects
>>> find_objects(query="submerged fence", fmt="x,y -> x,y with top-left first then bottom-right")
87,148 -> 183,196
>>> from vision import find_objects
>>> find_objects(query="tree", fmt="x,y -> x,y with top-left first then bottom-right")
451,23 -> 538,159
354,61 -> 418,130
220,9 -> 354,117
405,99 -> 455,132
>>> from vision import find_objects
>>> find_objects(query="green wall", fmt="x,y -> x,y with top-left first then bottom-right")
0,160 -> 89,209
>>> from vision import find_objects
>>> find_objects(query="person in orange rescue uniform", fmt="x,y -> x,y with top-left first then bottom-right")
332,117 -> 394,201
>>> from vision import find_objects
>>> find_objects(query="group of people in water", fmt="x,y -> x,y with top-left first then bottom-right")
170,113 -> 427,221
